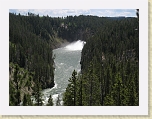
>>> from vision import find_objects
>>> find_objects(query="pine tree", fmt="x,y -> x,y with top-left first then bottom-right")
33,74 -> 44,106
76,76 -> 83,106
56,95 -> 61,106
63,70 -> 77,106
23,94 -> 27,106
22,93 -> 33,106
13,64 -> 21,105
9,80 -> 17,106
47,94 -> 53,106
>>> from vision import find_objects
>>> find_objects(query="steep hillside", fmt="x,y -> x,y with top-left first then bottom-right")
63,18 -> 139,106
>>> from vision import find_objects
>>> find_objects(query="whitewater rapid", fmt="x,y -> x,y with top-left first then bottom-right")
41,40 -> 85,106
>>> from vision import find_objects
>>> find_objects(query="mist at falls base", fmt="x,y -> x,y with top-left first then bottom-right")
65,40 -> 86,51
41,40 -> 86,106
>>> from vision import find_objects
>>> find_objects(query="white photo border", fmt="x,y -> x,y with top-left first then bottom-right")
0,0 -> 148,115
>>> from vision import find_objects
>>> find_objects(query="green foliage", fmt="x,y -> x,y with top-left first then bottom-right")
9,13 -> 55,90
9,63 -> 34,106
56,95 -> 61,106
63,16 -> 139,106
9,80 -> 17,106
32,75 -> 44,106
63,70 -> 77,106
79,17 -> 139,106
23,93 -> 33,106
9,12 -> 139,106
47,95 -> 53,106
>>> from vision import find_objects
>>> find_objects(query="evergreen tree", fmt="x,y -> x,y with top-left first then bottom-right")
63,70 -> 77,106
56,95 -> 61,106
47,94 -> 53,106
33,73 -> 44,106
23,93 -> 33,106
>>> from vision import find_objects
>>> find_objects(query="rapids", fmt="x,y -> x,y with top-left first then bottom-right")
41,40 -> 85,105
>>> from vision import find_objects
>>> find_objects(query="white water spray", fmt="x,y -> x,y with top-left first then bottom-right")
65,40 -> 86,51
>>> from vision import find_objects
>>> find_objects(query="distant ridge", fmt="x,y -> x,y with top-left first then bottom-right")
106,16 -> 135,20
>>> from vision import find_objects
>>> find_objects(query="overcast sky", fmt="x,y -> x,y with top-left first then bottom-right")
9,9 -> 137,17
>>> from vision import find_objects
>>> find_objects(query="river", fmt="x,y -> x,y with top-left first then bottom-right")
41,40 -> 85,106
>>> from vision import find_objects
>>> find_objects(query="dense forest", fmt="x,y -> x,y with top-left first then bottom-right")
9,11 -> 139,106
63,17 -> 139,106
